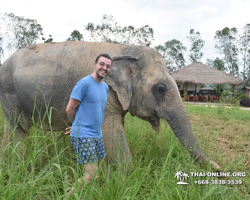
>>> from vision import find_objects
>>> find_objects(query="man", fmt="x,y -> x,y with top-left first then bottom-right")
65,53 -> 111,195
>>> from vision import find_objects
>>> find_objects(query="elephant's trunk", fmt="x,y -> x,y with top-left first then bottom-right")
163,101 -> 208,163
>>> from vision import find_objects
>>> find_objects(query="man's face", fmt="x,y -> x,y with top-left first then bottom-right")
94,56 -> 111,79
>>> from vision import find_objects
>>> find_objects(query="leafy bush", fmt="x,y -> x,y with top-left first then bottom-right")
238,94 -> 248,100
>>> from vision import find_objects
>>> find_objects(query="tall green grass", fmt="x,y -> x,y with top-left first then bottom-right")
0,104 -> 249,199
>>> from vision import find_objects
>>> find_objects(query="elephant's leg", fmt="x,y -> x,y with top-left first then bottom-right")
1,120 -> 12,148
102,110 -> 132,168
1,94 -> 28,146
2,118 -> 28,156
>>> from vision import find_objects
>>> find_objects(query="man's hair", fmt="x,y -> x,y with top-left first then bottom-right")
95,53 -> 112,63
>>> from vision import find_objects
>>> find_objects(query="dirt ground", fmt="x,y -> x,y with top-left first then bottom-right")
186,103 -> 250,171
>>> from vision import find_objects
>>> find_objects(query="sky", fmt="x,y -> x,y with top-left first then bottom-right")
1,0 -> 250,63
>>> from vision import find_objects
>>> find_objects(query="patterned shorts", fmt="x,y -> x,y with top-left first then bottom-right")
70,136 -> 106,164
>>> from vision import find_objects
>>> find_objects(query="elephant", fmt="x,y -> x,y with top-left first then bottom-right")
0,41 -> 220,169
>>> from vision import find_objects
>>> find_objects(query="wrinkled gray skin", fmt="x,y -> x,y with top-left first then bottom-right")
0,41 -> 220,168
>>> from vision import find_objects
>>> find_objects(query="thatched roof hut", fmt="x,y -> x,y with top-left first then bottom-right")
171,62 -> 244,86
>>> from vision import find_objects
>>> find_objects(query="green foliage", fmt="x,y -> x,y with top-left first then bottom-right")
42,34 -> 54,43
0,23 -> 3,64
0,105 -> 249,199
206,57 -> 227,72
219,95 -> 237,106
238,94 -> 248,100
66,30 -> 83,41
84,14 -> 154,46
187,29 -> 205,63
184,87 -> 187,95
214,27 -> 239,77
2,13 -> 43,52
0,104 -> 4,138
239,24 -> 250,84
155,39 -> 186,72
213,85 -> 245,105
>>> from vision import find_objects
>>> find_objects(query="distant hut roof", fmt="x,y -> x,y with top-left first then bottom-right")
242,86 -> 250,90
200,86 -> 214,91
171,62 -> 244,86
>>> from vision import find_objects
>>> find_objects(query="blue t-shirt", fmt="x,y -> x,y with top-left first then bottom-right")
70,75 -> 109,138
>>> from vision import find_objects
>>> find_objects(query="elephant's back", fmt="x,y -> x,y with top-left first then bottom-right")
1,41 -> 127,91
12,41 -> 127,74
0,41 -> 129,123
13,41 -> 125,91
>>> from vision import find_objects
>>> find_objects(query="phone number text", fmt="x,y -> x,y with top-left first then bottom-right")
194,180 -> 243,185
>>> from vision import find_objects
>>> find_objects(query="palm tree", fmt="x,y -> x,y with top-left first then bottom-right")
175,170 -> 183,181
183,173 -> 189,181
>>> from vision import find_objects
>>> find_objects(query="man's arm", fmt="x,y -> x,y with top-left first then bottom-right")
66,98 -> 80,123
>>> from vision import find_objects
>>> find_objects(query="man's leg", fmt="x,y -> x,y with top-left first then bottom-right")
78,163 -> 98,184
68,163 -> 98,196
68,137 -> 102,196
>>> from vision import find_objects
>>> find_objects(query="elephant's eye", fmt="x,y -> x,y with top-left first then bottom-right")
156,85 -> 165,93
152,83 -> 167,98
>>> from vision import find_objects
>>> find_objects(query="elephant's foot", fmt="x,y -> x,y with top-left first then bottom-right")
197,154 -> 220,169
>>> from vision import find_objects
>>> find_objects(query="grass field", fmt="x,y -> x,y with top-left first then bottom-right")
0,103 -> 249,199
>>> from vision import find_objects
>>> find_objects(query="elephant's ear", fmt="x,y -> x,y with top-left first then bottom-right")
104,55 -> 139,111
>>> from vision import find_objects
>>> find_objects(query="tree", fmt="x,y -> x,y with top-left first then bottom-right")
155,39 -> 186,72
206,57 -> 226,72
0,23 -> 3,66
121,24 -> 154,46
2,13 -> 43,53
214,27 -> 239,76
175,170 -> 183,181
85,14 -> 121,43
187,29 -> 205,62
42,34 -> 54,43
239,24 -> 250,86
66,30 -> 83,41
182,173 -> 189,181
84,14 -> 154,46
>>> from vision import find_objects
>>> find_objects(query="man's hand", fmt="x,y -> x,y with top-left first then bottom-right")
65,126 -> 72,135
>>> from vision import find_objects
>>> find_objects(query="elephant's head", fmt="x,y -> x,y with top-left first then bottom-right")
105,46 -> 220,168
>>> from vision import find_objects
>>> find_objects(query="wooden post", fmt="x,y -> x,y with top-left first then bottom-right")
232,85 -> 235,97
